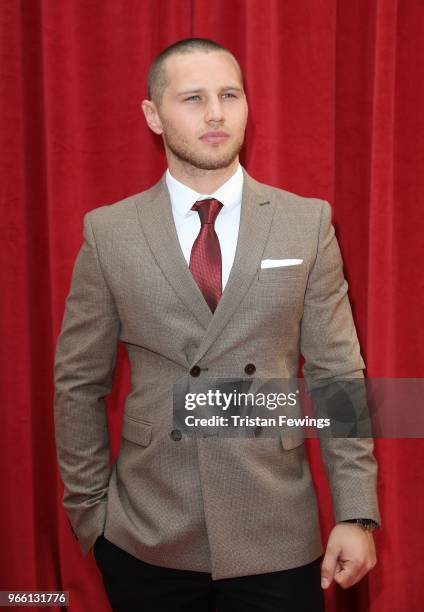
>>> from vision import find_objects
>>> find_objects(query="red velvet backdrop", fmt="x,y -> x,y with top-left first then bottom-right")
1,1 -> 423,611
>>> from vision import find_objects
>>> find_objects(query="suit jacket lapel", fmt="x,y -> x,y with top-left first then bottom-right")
192,168 -> 275,364
134,167 -> 276,363
135,174 -> 213,329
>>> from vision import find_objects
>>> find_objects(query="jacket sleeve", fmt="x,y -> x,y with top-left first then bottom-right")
54,211 -> 121,555
300,200 -> 381,526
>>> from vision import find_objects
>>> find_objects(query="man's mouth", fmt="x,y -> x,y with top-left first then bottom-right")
199,131 -> 230,144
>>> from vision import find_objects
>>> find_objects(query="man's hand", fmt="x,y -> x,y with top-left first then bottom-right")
321,523 -> 377,589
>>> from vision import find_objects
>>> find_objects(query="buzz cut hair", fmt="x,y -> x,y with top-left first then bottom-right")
147,37 -> 244,108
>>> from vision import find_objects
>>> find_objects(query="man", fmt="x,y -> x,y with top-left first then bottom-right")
54,38 -> 380,611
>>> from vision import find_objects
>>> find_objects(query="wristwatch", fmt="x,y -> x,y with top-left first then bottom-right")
342,518 -> 379,532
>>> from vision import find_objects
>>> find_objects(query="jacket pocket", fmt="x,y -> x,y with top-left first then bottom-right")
121,415 -> 152,447
257,263 -> 307,283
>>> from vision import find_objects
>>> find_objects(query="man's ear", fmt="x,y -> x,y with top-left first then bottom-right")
141,100 -> 163,135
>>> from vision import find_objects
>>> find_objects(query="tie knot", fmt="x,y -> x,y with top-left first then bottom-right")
191,198 -> 223,225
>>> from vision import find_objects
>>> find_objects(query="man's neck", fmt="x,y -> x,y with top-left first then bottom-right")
167,158 -> 239,194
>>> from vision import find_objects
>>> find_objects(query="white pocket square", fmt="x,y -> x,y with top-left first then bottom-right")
260,258 -> 303,269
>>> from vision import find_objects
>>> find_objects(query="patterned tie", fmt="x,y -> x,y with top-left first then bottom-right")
189,198 -> 223,312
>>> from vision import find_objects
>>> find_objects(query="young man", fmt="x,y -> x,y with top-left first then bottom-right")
54,38 -> 380,611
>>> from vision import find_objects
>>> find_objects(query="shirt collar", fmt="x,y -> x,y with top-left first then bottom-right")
165,163 -> 244,218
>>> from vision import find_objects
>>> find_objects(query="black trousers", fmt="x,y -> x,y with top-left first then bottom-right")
93,534 -> 325,612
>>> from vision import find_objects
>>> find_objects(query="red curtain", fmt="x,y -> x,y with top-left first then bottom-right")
1,1 -> 423,610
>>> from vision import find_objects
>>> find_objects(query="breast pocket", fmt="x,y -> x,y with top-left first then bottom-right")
255,264 -> 308,301
258,262 -> 306,282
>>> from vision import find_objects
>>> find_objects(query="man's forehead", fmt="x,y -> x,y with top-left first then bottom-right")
165,51 -> 240,76
164,52 -> 242,92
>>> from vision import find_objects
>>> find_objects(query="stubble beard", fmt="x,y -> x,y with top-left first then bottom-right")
162,124 -> 245,171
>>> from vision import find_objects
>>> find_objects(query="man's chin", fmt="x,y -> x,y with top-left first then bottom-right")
191,160 -> 236,171
186,152 -> 240,171
164,138 -> 243,171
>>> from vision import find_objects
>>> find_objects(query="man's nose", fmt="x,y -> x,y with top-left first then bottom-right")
204,96 -> 225,122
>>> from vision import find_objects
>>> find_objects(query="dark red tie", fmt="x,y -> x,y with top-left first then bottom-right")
189,198 -> 223,312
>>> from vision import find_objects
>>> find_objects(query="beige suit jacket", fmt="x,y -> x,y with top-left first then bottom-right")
54,167 -> 380,580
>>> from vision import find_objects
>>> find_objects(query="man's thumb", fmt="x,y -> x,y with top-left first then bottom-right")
321,549 -> 338,589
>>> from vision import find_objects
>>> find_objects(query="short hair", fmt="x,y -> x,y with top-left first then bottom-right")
147,37 -> 244,107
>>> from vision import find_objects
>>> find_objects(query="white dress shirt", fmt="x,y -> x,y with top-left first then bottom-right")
165,164 -> 244,290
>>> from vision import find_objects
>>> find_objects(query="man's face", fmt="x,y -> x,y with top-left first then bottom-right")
150,51 -> 248,171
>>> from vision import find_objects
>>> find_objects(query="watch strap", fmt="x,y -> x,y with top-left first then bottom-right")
342,518 -> 379,531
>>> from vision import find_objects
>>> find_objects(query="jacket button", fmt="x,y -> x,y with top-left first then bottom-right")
244,363 -> 256,375
170,429 -> 182,441
190,365 -> 201,377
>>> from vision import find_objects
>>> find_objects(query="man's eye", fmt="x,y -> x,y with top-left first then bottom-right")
184,93 -> 237,102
